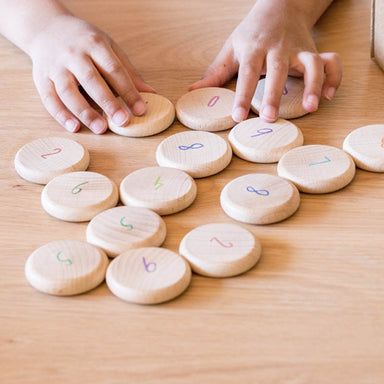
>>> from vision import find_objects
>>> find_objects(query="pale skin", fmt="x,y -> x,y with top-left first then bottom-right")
0,0 -> 342,133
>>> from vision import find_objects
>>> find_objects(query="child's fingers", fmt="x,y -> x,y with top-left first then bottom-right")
189,41 -> 237,90
319,52 -> 342,100
298,51 -> 324,112
34,76 -> 81,133
70,58 -> 135,129
112,42 -> 156,94
91,43 -> 147,116
53,70 -> 108,134
232,54 -> 263,122
259,54 -> 289,122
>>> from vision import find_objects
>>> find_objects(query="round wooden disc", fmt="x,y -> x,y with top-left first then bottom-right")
277,145 -> 356,193
107,93 -> 175,137
119,166 -> 197,215
25,240 -> 109,296
179,223 -> 262,277
156,131 -> 232,178
41,171 -> 119,222
86,206 -> 167,258
14,137 -> 89,184
106,247 -> 192,304
343,124 -> 384,172
220,173 -> 300,224
228,117 -> 304,163
251,77 -> 308,119
176,87 -> 236,131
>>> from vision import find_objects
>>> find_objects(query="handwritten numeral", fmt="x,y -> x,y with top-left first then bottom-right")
210,237 -> 233,248
120,217 -> 133,231
178,143 -> 204,151
142,257 -> 157,273
154,176 -> 163,191
56,251 -> 72,265
283,86 -> 288,95
309,156 -> 331,167
71,181 -> 89,194
207,96 -> 220,107
251,128 -> 273,138
381,137 -> 384,148
41,148 -> 62,159
246,186 -> 270,196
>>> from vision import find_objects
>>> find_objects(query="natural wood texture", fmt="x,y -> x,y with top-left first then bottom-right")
25,240 -> 109,295
119,166 -> 197,215
14,136 -> 90,184
220,173 -> 301,224
41,171 -> 119,221
107,93 -> 175,137
228,117 -> 304,163
179,223 -> 261,277
106,247 -> 191,304
176,87 -> 236,131
86,206 -> 167,257
343,124 -> 384,172
277,144 -> 356,193
251,76 -> 308,119
2,0 -> 384,382
156,130 -> 232,177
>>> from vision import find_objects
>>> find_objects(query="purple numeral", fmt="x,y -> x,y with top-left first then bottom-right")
142,257 -> 157,273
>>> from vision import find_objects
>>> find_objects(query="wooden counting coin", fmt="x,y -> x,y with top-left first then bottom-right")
277,145 -> 356,193
251,77 -> 308,119
228,117 -> 304,163
41,171 -> 119,222
176,87 -> 236,131
120,166 -> 197,215
86,206 -> 167,258
106,247 -> 191,304
156,131 -> 232,178
107,93 -> 175,137
179,223 -> 261,277
14,137 -> 90,184
220,173 -> 300,224
343,124 -> 384,172
25,240 -> 109,296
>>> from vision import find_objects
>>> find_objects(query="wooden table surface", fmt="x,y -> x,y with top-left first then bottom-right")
1,0 -> 384,382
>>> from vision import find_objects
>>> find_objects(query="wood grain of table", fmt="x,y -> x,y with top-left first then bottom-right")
1,0 -> 384,382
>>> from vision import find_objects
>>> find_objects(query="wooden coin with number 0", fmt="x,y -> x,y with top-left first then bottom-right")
176,87 -> 236,131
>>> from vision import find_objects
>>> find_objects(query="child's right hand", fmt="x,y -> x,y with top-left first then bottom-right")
28,14 -> 154,134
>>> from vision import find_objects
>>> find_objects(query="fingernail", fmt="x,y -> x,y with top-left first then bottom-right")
90,119 -> 107,134
232,107 -> 248,122
65,119 -> 78,133
260,104 -> 277,122
112,109 -> 130,126
305,94 -> 319,111
325,87 -> 336,101
132,100 -> 146,116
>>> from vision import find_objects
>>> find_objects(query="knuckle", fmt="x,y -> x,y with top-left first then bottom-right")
99,98 -> 120,115
78,107 -> 96,125
269,60 -> 286,73
81,69 -> 98,83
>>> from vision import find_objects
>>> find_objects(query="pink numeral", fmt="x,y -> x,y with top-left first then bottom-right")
41,148 -> 62,159
207,96 -> 220,107
210,237 -> 233,248
381,137 -> 384,148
